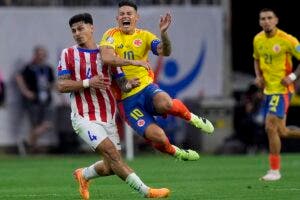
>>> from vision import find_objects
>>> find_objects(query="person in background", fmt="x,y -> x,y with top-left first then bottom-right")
0,70 -> 5,106
15,45 -> 54,153
253,8 -> 300,181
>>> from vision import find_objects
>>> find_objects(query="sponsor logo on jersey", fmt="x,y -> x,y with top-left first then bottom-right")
117,44 -> 124,49
106,36 -> 114,44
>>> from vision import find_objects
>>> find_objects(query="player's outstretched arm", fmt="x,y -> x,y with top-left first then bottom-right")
158,12 -> 172,56
57,74 -> 110,93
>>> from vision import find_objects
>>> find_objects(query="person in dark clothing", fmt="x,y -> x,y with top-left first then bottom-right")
16,45 -> 55,153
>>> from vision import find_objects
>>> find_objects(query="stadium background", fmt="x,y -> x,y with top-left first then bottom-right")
0,0 -> 299,155
1,1 -> 300,200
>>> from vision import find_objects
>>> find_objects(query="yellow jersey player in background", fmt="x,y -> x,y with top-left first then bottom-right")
100,0 -> 214,162
253,8 -> 300,181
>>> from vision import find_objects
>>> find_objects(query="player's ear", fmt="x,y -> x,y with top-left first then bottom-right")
90,24 -> 94,33
275,17 -> 279,25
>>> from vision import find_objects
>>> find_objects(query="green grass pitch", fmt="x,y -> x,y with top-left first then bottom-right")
0,153 -> 300,200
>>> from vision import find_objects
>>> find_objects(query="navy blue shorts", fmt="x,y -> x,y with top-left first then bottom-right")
119,83 -> 164,136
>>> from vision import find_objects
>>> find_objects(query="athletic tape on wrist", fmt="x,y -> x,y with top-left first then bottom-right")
288,73 -> 297,81
83,79 -> 90,88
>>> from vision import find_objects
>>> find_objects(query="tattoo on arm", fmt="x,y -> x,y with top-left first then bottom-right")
161,32 -> 172,56
58,74 -> 71,81
116,77 -> 131,92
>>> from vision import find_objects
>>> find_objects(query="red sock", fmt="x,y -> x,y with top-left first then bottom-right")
151,139 -> 176,155
269,154 -> 280,170
166,99 -> 191,121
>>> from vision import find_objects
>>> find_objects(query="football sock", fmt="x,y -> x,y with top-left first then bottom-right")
269,154 -> 280,170
152,139 -> 176,155
82,161 -> 102,180
166,99 -> 191,121
126,173 -> 149,196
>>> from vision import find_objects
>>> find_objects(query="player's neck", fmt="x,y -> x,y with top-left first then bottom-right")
120,28 -> 136,35
265,28 -> 277,38
78,40 -> 97,50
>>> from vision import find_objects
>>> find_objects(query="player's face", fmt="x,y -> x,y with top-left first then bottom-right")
259,11 -> 278,34
71,21 -> 94,47
117,6 -> 139,34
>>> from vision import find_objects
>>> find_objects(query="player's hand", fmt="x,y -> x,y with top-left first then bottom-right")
126,78 -> 141,89
159,12 -> 171,33
281,75 -> 293,86
24,90 -> 35,100
89,74 -> 111,90
254,77 -> 265,89
131,60 -> 151,70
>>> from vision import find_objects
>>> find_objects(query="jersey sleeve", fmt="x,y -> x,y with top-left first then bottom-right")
57,48 -> 71,77
287,35 -> 300,60
145,30 -> 160,56
253,37 -> 260,60
99,29 -> 116,49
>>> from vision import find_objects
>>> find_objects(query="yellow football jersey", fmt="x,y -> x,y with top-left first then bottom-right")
253,29 -> 300,94
100,27 -> 159,99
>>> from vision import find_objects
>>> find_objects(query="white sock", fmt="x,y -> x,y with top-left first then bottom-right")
82,161 -> 102,180
125,173 -> 149,196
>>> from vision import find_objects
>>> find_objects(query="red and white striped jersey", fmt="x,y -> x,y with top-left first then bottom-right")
57,45 -> 117,124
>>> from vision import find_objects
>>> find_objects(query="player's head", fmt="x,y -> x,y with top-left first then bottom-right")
32,45 -> 47,64
69,13 -> 94,46
117,0 -> 139,34
259,8 -> 278,34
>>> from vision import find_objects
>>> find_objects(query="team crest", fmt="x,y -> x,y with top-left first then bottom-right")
133,39 -> 143,47
273,44 -> 281,53
137,119 -> 145,127
106,36 -> 114,44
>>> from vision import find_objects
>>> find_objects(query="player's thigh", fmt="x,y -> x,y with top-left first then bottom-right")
71,114 -> 108,151
152,91 -> 172,113
104,123 -> 121,151
125,106 -> 156,137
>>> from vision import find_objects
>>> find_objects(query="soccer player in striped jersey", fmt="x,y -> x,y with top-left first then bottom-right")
57,13 -> 170,199
99,0 -> 214,162
253,8 -> 300,181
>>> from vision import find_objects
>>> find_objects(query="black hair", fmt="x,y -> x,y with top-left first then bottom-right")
118,0 -> 137,11
69,13 -> 93,27
259,8 -> 277,17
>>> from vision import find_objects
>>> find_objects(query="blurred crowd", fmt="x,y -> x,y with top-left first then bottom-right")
0,0 -> 220,6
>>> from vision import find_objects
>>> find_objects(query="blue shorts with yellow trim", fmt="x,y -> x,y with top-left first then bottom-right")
261,93 -> 292,119
119,83 -> 164,136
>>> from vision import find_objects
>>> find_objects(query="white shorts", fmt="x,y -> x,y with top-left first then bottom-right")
71,113 -> 121,151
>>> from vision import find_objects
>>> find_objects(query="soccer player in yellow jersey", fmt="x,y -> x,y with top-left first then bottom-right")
100,0 -> 214,161
253,8 -> 300,181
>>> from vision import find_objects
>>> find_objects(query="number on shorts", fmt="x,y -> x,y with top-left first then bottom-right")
270,95 -> 280,112
130,108 -> 144,120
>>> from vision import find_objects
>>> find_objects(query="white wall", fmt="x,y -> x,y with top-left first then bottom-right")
0,6 -> 224,145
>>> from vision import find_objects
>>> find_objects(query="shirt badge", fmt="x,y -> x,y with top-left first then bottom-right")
137,119 -> 145,127
273,44 -> 281,53
133,39 -> 143,47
